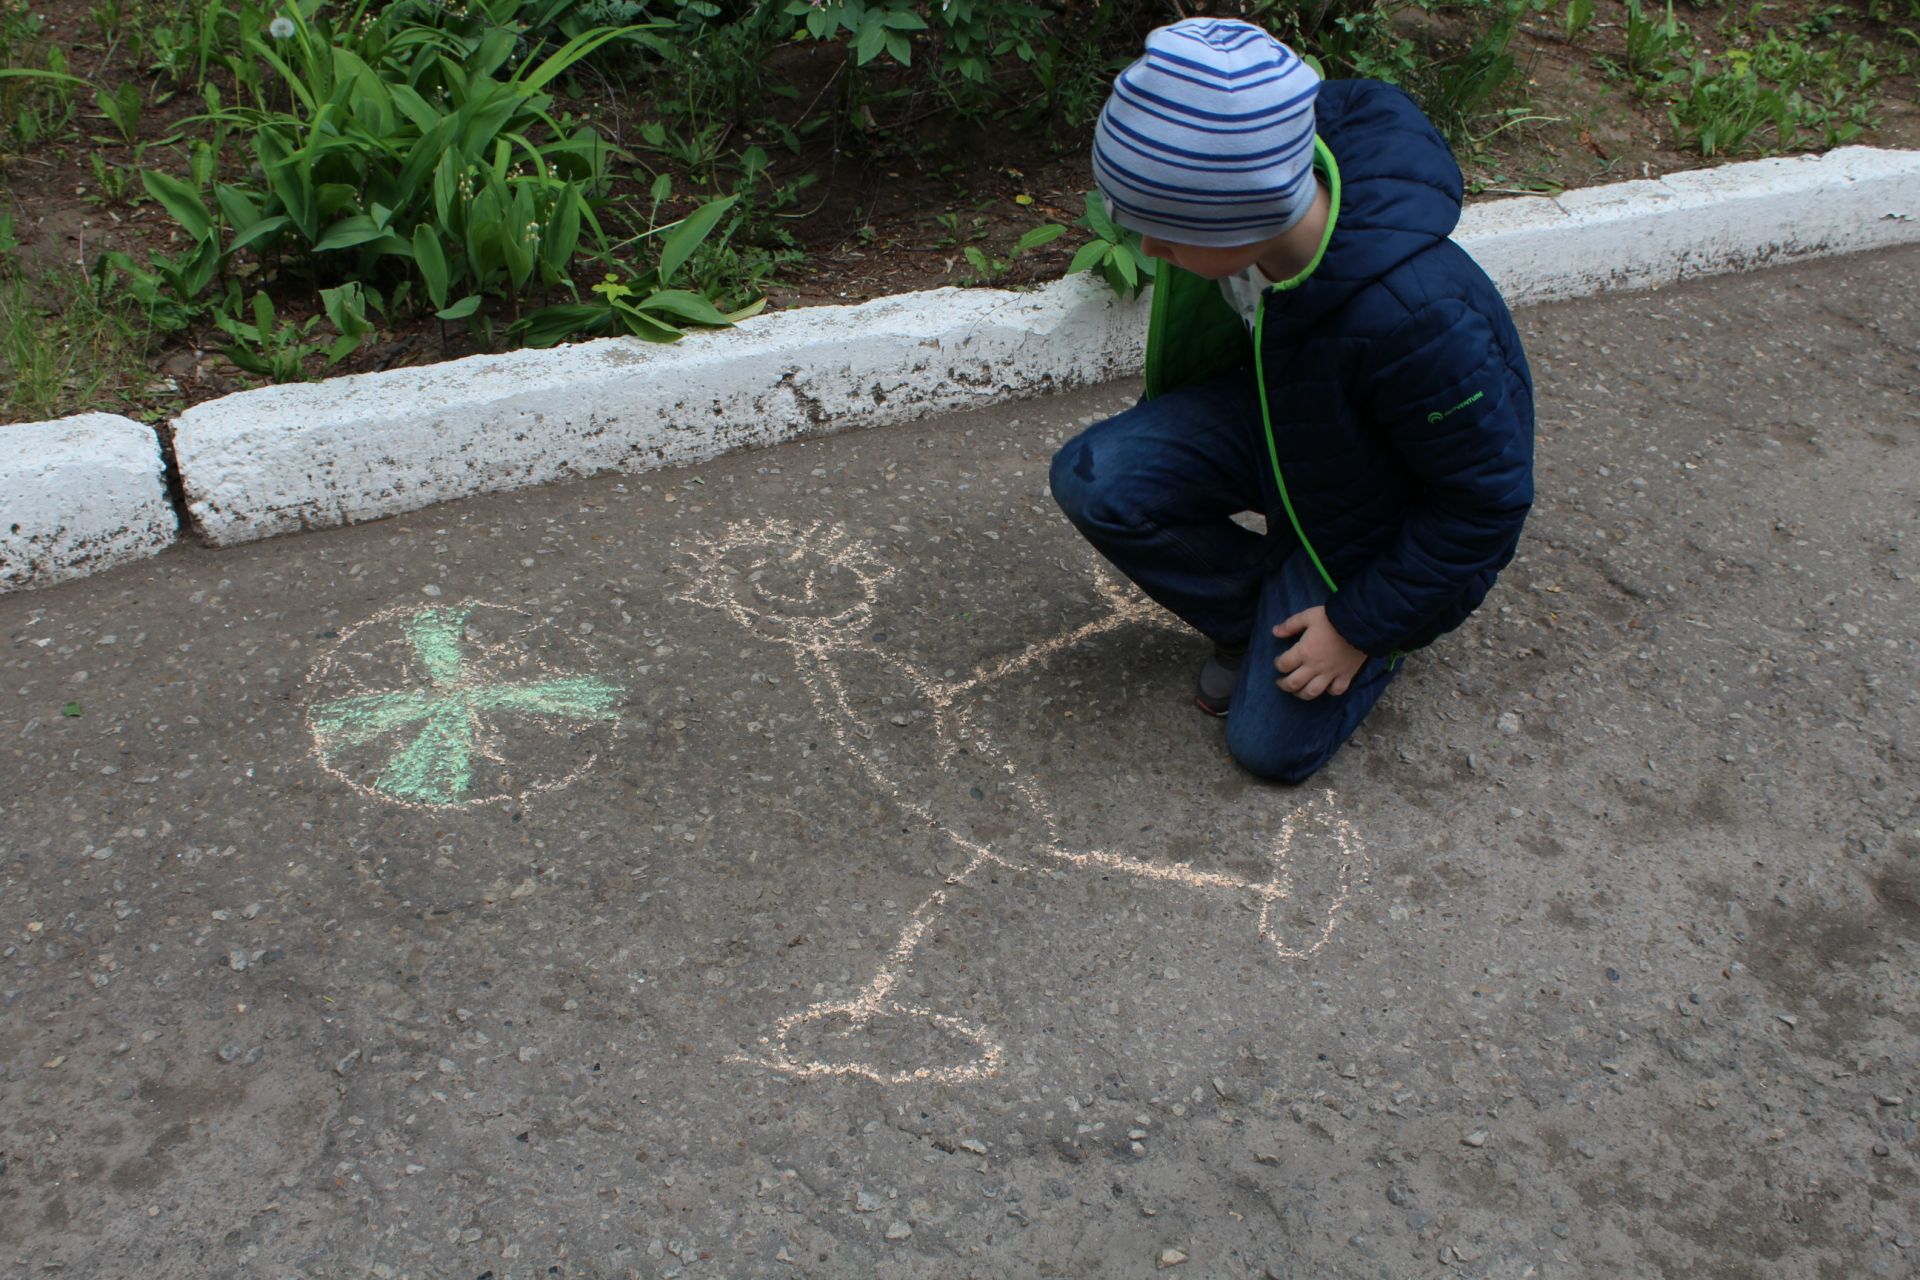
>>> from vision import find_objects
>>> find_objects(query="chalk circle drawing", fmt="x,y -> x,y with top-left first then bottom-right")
306,602 -> 624,808
677,519 -> 1369,1086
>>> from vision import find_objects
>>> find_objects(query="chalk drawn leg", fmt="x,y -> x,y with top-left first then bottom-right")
736,886 -> 1006,1085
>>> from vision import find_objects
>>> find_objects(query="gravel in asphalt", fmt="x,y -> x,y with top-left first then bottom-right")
2,247 -> 1917,1279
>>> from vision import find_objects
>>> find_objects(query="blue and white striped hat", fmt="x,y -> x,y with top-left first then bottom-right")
1092,19 -> 1321,248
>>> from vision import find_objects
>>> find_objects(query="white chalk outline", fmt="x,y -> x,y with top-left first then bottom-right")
679,520 -> 1367,1085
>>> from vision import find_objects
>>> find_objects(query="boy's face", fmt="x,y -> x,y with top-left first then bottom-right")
1138,235 -> 1269,281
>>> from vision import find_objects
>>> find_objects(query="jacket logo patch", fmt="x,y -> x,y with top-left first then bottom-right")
1427,390 -> 1484,424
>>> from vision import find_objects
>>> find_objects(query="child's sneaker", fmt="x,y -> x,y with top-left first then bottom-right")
1193,644 -> 1245,717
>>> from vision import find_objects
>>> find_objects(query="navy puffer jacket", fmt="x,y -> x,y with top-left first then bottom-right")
1151,79 -> 1535,657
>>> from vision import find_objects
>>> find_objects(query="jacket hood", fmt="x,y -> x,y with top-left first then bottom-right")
1264,79 -> 1464,337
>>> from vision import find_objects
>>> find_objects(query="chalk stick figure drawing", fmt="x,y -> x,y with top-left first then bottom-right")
307,603 -> 624,808
678,519 -> 1367,1085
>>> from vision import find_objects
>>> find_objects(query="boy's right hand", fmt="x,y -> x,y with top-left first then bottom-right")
1273,606 -> 1368,700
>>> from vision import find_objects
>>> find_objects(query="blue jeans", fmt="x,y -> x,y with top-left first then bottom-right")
1048,370 -> 1400,783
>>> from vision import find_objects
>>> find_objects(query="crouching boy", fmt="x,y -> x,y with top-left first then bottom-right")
1049,17 -> 1535,782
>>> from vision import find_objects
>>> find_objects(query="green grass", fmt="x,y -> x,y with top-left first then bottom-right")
0,264 -> 160,424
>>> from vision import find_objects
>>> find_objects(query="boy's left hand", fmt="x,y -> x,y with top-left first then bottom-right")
1273,606 -> 1368,700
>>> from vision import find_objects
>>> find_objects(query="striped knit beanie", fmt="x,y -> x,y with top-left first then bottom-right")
1092,19 -> 1321,248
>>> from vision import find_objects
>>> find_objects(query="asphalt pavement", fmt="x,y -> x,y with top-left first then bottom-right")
2,246 -> 1917,1279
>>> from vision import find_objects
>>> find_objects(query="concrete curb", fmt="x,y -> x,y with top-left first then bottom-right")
7,146 -> 1919,584
172,280 -> 1145,547
0,414 -> 177,594
1463,145 -> 1920,305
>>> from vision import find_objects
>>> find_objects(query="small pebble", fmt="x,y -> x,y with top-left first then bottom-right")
1875,1094 -> 1904,1107
854,1191 -> 882,1213
1156,1248 -> 1188,1268
227,950 -> 248,971
958,1138 -> 987,1155
1461,1131 -> 1488,1148
884,1222 -> 912,1241
217,1043 -> 242,1064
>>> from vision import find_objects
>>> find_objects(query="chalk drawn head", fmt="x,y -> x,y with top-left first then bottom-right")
305,602 -> 624,808
678,519 -> 895,645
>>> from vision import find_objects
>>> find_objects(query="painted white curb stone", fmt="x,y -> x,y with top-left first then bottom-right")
173,145 -> 1920,547
1,414 -> 176,594
173,278 -> 1146,546
1460,145 -> 1920,305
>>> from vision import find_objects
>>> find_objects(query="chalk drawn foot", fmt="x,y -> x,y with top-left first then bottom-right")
742,998 -> 1005,1086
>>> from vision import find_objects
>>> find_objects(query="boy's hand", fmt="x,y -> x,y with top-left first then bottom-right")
1273,606 -> 1368,700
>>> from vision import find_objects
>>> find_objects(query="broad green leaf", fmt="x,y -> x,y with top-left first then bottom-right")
215,183 -> 263,232
545,186 -> 583,269
314,214 -> 390,252
227,214 -> 292,256
501,223 -> 533,291
725,297 -> 769,324
258,132 -> 318,240
413,226 -> 451,308
634,289 -> 732,327
250,289 -> 275,334
1067,239 -> 1109,275
855,17 -> 887,65
221,343 -> 273,376
1082,189 -> 1118,241
387,82 -> 442,134
142,170 -> 214,244
325,333 -> 361,366
467,218 -> 504,280
657,195 -> 737,288
314,181 -> 361,220
512,303 -> 607,348
437,295 -> 482,321
610,300 -> 685,343
1015,223 -> 1066,254
322,283 -> 371,338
